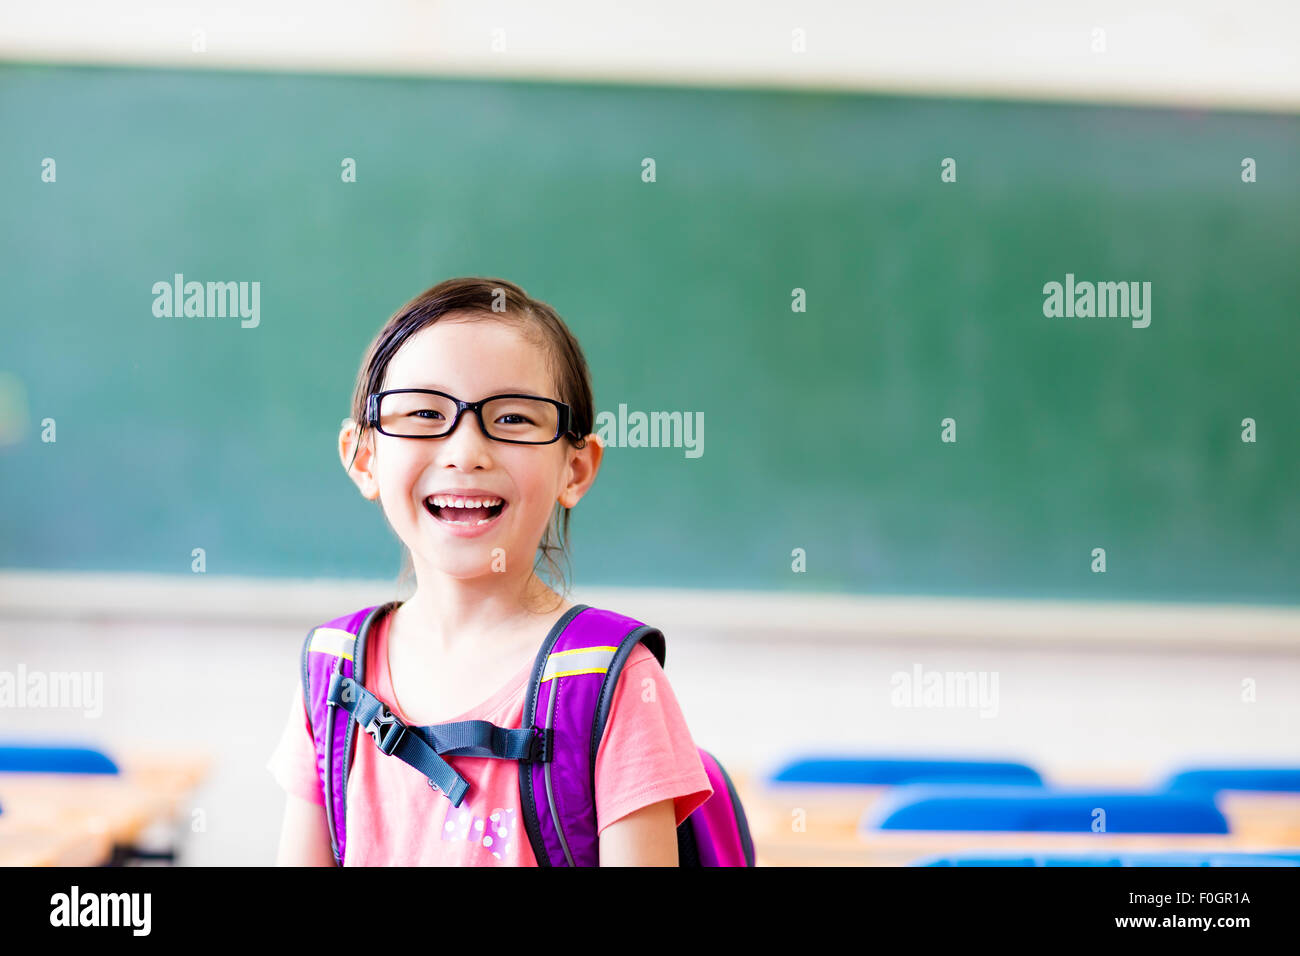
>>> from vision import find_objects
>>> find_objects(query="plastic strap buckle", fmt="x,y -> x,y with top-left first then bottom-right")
363,701 -> 408,756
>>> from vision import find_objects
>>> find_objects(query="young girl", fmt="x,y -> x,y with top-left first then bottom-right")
267,277 -> 713,865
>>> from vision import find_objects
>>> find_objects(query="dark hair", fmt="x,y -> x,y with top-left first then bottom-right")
346,277 -> 594,599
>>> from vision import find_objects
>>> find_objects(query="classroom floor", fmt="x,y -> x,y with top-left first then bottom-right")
2,613 -> 1297,865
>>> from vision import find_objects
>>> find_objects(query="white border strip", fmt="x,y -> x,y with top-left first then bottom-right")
1,571 -> 1296,652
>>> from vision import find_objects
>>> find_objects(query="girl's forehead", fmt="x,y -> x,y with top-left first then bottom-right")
383,318 -> 552,394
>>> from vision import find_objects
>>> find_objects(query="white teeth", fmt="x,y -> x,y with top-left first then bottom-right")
425,494 -> 504,525
427,495 -> 502,509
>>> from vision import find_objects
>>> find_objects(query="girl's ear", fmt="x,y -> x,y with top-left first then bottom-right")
339,418 -> 381,500
558,432 -> 603,509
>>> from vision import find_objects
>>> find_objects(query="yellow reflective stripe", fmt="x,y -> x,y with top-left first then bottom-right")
308,627 -> 356,661
548,645 -> 618,658
541,646 -> 617,683
544,667 -> 610,682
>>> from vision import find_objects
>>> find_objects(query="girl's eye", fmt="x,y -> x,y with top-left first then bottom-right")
412,409 -> 445,420
497,413 -> 533,425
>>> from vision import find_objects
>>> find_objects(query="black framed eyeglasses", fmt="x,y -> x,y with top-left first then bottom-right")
366,389 -> 577,445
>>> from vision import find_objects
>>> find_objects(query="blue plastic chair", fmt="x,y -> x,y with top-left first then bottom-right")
1161,767 -> 1300,794
0,744 -> 119,774
767,756 -> 1043,787
863,784 -> 1229,834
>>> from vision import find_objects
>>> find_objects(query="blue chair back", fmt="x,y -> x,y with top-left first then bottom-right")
769,756 -> 1042,787
864,784 -> 1229,834
0,744 -> 119,774
1162,767 -> 1300,794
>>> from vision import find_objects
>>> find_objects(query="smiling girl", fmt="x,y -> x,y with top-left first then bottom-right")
267,277 -> 713,866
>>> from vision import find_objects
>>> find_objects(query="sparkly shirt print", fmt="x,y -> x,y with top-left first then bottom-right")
442,805 -> 520,860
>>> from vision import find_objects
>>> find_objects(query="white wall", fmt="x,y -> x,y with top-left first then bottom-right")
1,0 -> 1297,111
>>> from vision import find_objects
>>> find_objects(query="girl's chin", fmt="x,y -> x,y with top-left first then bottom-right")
409,546 -> 514,579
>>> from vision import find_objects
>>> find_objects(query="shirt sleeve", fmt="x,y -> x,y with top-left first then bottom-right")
266,681 -> 326,806
593,643 -> 714,834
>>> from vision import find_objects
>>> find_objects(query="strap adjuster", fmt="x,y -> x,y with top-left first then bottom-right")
530,726 -> 553,763
375,720 -> 406,756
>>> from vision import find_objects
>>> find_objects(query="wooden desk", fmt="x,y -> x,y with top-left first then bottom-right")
0,817 -> 113,866
0,747 -> 211,866
741,782 -> 885,844
0,773 -> 169,848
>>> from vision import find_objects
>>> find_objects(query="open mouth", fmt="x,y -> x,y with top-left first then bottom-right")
423,495 -> 507,527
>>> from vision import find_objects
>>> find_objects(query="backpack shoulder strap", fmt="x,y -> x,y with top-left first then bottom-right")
518,604 -> 665,866
301,601 -> 399,865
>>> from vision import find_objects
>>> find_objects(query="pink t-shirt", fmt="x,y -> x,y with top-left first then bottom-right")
266,610 -> 713,865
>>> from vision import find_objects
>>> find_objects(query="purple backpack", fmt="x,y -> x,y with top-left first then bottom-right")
301,601 -> 755,866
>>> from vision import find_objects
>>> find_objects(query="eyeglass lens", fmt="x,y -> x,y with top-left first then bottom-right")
378,393 -> 560,443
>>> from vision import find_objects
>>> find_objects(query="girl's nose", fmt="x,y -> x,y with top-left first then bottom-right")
437,410 -> 495,463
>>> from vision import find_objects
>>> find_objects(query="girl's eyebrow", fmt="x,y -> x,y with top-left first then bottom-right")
403,383 -> 541,395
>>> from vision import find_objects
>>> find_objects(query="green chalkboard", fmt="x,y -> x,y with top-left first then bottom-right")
1,62 -> 1296,603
